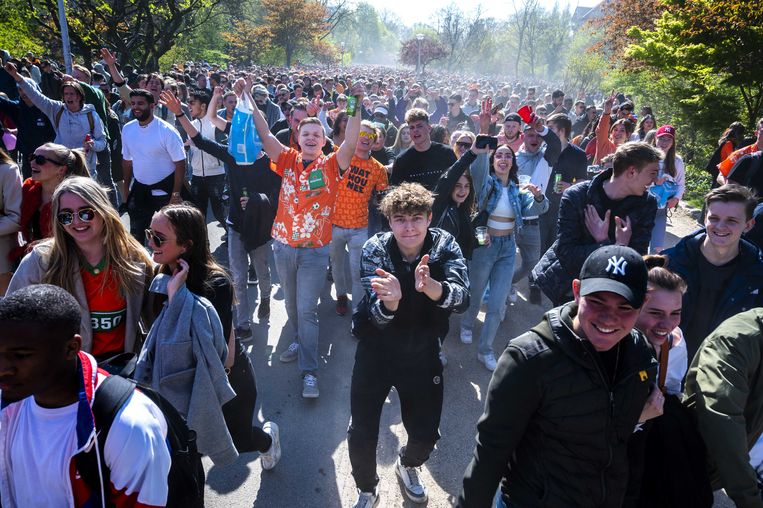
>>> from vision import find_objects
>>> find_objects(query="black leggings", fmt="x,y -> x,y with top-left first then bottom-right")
348,339 -> 443,492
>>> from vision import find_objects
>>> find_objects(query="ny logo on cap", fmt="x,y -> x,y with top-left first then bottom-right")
606,256 -> 627,276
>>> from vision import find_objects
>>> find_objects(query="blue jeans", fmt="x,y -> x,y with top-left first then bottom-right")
650,207 -> 668,253
272,241 -> 330,375
461,234 -> 517,356
228,228 -> 271,329
512,223 -> 540,285
329,225 -> 368,309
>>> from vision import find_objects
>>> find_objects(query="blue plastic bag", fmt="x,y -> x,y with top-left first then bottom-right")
649,180 -> 678,208
227,93 -> 262,164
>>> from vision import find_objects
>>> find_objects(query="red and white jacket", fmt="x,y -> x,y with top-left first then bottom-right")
0,351 -> 171,508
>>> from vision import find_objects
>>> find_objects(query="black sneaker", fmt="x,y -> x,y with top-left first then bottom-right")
235,326 -> 253,341
258,298 -> 270,320
248,266 -> 258,286
529,286 -> 542,305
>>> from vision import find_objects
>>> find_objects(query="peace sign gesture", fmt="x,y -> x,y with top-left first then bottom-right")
479,97 -> 492,135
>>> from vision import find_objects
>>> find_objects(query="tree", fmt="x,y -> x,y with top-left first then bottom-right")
222,21 -> 272,66
510,0 -> 541,78
24,0 -> 228,70
0,0 -> 45,57
260,0 -> 332,67
399,36 -> 447,74
588,0 -> 664,59
627,0 -> 763,128
436,3 -> 488,72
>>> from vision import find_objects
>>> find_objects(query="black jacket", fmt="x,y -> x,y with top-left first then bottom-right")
532,169 -> 657,304
0,94 -> 55,155
432,150 -> 477,259
459,304 -> 657,508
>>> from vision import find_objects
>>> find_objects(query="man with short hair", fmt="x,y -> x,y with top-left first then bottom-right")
252,83 -> 282,130
390,108 -> 457,191
533,142 -> 661,306
350,182 -> 469,508
275,98 -> 334,155
544,89 -> 567,116
372,105 -> 397,147
0,284 -> 171,506
460,245 -> 658,508
443,94 -> 475,133
121,89 -> 186,244
573,104 -> 598,138
462,88 -> 480,116
663,184 -> 763,360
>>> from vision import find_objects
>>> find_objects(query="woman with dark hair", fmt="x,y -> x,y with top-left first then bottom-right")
650,125 -> 685,253
143,202 -> 282,468
706,121 -> 746,187
459,140 -> 548,371
331,110 -> 349,146
9,142 -> 89,264
632,114 -> 656,141
0,148 -> 21,295
430,124 -> 449,145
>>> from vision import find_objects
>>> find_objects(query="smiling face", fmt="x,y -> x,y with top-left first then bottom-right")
130,96 -> 153,122
148,212 -> 187,266
704,200 -> 753,250
451,175 -> 471,205
503,120 -> 520,139
611,123 -> 628,145
493,146 -> 514,180
389,211 -> 431,256
454,135 -> 472,158
30,149 -> 66,183
357,125 -> 377,152
297,123 -> 325,159
656,134 -> 673,154
636,288 -> 682,348
642,117 -> 655,132
625,161 -> 660,196
223,94 -> 237,112
572,284 -> 641,351
58,192 -> 104,248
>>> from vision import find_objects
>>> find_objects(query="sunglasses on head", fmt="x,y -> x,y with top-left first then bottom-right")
57,207 -> 96,226
30,154 -> 62,166
145,228 -> 165,247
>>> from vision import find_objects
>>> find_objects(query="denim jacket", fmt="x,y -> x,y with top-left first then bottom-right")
471,152 -> 549,230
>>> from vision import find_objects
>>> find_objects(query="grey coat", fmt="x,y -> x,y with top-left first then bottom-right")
135,277 -> 238,466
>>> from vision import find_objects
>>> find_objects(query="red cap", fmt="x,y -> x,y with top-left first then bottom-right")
656,125 -> 675,138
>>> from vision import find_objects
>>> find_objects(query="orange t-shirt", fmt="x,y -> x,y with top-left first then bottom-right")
271,147 -> 341,248
332,155 -> 388,229
718,142 -> 759,177
81,263 -> 127,357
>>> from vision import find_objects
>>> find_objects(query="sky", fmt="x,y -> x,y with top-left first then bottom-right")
376,0 -> 601,27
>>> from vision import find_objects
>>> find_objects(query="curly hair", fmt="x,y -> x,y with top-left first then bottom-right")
379,182 -> 433,218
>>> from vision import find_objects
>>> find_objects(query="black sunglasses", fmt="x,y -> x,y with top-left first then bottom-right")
145,228 -> 165,247
30,154 -> 63,166
456,141 -> 471,149
57,207 -> 97,226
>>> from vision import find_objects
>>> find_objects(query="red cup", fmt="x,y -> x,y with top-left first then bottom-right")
517,105 -> 534,124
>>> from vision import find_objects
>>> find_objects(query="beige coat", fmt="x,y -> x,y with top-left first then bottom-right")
0,162 -> 22,273
7,244 -> 151,353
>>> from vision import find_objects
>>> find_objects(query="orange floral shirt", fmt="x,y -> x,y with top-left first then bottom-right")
332,156 -> 388,229
271,147 -> 341,248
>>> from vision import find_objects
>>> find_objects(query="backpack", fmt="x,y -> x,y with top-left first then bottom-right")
55,106 -> 94,136
74,375 -> 205,508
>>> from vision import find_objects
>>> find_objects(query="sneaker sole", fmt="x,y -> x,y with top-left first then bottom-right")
302,390 -> 319,399
280,355 -> 298,363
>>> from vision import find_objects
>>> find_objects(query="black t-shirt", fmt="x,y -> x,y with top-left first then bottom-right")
200,272 -> 234,342
546,143 -> 588,204
728,152 -> 763,197
371,147 -> 395,166
390,142 -> 457,191
683,252 -> 739,360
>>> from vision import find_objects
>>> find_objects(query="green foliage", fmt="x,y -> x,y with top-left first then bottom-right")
0,0 -> 45,56
683,163 -> 712,210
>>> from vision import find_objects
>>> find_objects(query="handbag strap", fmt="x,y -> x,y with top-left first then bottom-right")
658,337 -> 670,393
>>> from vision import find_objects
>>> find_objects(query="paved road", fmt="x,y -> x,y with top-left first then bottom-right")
199,207 -> 733,508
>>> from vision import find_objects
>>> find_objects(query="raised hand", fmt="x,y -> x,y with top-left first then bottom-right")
585,205 -> 610,243
603,89 -> 616,115
159,90 -> 183,116
168,258 -> 189,303
371,268 -> 402,310
3,62 -> 19,81
100,48 -> 117,66
614,215 -> 632,246
414,254 -> 431,292
479,97 -> 492,135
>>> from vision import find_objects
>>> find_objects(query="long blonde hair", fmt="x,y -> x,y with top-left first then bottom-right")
392,123 -> 412,155
42,177 -> 152,295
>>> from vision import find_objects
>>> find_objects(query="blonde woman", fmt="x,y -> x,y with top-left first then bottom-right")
8,176 -> 153,359
0,148 -> 21,295
391,123 -> 412,156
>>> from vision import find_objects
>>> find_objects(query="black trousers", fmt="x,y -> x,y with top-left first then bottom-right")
191,174 -> 227,226
348,337 -> 444,492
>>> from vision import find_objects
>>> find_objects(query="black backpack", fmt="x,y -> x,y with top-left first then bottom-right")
74,375 -> 205,508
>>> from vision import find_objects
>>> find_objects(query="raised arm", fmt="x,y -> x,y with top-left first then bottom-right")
100,48 -> 131,103
246,77 -> 286,162
5,62 -> 61,118
337,82 -> 366,171
206,86 -> 228,131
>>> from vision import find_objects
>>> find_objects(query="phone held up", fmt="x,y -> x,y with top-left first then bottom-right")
475,135 -> 498,150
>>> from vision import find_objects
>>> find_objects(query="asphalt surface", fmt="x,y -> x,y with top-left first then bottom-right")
196,206 -> 734,508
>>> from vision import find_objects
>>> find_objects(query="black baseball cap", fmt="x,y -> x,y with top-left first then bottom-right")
579,245 -> 648,308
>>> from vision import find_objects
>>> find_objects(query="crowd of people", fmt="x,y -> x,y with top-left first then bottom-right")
1,47 -> 763,508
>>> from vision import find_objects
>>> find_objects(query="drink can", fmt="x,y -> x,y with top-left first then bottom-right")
345,96 -> 358,116
554,173 -> 562,193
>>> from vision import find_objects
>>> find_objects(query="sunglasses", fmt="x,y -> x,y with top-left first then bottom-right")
30,154 -> 62,166
145,228 -> 165,247
57,207 -> 97,226
359,131 -> 378,140
456,141 -> 471,150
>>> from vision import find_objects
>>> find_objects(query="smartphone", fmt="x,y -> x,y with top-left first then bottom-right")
491,103 -> 504,115
475,135 -> 498,150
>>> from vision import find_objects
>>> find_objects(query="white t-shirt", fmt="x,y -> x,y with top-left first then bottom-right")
122,116 -> 186,186
9,399 -> 79,507
189,116 -> 225,177
5,388 -> 170,507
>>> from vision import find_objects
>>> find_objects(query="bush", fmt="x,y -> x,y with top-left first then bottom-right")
683,163 -> 712,209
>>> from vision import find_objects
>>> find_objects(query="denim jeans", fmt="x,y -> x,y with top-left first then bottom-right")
228,228 -> 271,329
191,174 -> 227,226
461,234 -> 517,356
512,223 -> 541,285
272,241 -> 330,375
650,207 -> 668,253
329,225 -> 368,309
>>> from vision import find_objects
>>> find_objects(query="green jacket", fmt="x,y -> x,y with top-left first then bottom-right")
684,308 -> 763,508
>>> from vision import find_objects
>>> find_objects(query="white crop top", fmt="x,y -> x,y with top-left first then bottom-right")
487,187 -> 516,230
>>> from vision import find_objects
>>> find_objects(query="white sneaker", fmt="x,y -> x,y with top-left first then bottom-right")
302,374 -> 319,398
396,455 -> 428,503
460,328 -> 472,344
478,352 -> 498,371
508,285 -> 519,303
352,488 -> 380,508
260,421 -> 281,470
